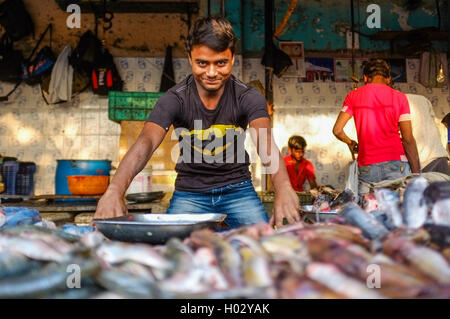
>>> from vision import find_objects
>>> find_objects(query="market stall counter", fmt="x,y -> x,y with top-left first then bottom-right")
0,193 -> 170,226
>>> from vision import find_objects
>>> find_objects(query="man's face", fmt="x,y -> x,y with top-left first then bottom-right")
289,147 -> 304,161
189,45 -> 235,93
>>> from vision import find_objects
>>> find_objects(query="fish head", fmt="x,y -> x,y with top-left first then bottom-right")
164,238 -> 195,267
375,188 -> 399,203
406,176 -> 429,192
431,199 -> 450,226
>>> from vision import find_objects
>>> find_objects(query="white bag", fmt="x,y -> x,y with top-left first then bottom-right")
345,160 -> 359,201
419,51 -> 448,88
48,45 -> 73,104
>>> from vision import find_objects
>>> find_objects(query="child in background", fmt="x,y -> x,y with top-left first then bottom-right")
284,135 -> 318,191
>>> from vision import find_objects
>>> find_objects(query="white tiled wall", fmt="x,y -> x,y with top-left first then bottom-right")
0,85 -> 117,195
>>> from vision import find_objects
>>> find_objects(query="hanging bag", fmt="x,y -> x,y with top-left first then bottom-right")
67,30 -> 103,95
0,34 -> 23,83
0,32 -> 25,102
91,47 -> 123,96
47,45 -> 73,104
345,160 -> 359,202
419,51 -> 448,88
21,24 -> 56,86
69,30 -> 102,76
0,0 -> 34,41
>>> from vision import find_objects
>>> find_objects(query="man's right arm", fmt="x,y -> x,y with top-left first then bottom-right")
333,111 -> 358,159
94,122 -> 167,219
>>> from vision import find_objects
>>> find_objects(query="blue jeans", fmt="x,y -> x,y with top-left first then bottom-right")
166,180 -> 269,230
358,161 -> 411,195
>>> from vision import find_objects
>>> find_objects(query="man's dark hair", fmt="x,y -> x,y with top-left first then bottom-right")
363,59 -> 390,79
288,135 -> 307,150
186,16 -> 237,56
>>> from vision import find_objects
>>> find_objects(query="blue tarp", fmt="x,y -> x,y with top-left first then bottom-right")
1,207 -> 42,229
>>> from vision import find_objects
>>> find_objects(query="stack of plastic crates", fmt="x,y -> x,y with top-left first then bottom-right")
16,162 -> 36,196
1,161 -> 19,195
0,161 -> 36,195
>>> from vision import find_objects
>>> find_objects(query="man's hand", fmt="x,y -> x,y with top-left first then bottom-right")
93,122 -> 167,220
247,117 -> 301,228
347,140 -> 358,160
269,187 -> 300,228
93,187 -> 127,220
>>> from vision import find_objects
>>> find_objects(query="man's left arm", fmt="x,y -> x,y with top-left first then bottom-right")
398,97 -> 420,173
399,120 -> 421,173
308,178 -> 318,189
249,117 -> 300,228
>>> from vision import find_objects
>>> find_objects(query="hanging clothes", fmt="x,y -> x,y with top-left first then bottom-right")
48,45 -> 73,103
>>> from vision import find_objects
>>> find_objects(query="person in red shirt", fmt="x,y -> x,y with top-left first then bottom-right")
284,135 -> 318,191
333,59 -> 420,195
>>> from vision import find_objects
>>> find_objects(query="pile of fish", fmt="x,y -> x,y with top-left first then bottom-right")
310,178 -> 449,226
339,180 -> 448,248
0,178 -> 448,299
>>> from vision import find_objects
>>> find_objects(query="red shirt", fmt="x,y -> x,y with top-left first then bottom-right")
284,155 -> 316,191
342,83 -> 411,166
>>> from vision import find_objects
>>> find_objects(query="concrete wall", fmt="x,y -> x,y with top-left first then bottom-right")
242,0 -> 449,55
7,0 -> 201,58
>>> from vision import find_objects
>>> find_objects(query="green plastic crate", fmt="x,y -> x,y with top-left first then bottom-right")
297,192 -> 314,205
258,191 -> 313,206
108,91 -> 165,123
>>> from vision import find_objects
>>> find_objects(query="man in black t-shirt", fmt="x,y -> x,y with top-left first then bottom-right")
94,17 -> 300,229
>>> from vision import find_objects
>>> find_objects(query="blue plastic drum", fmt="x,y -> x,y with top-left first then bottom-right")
55,159 -> 111,201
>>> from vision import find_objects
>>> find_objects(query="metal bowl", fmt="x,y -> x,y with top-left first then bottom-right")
125,191 -> 165,203
301,205 -> 314,212
300,205 -> 339,223
94,213 -> 227,244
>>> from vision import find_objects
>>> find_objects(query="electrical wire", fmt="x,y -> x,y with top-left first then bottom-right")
435,0 -> 441,30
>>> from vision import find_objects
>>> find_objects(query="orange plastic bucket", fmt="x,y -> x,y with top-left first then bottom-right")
67,175 -> 109,195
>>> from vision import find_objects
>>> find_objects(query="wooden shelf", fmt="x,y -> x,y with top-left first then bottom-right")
368,28 -> 450,41
55,0 -> 199,14
2,199 -> 168,213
